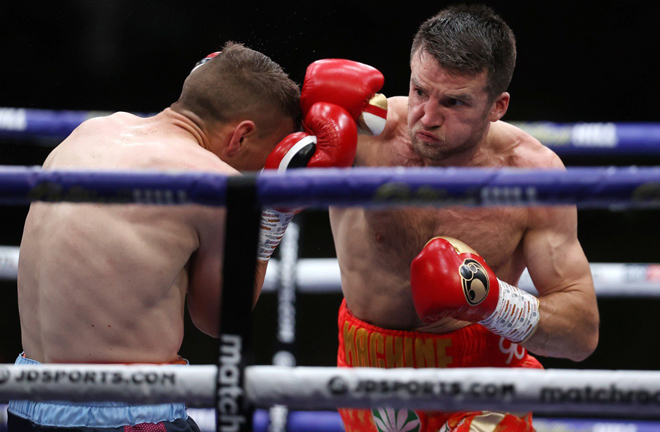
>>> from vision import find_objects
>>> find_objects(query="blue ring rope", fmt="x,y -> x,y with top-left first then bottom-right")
2,107 -> 660,156
510,121 -> 660,156
0,108 -> 150,141
0,407 -> 653,432
1,166 -> 660,209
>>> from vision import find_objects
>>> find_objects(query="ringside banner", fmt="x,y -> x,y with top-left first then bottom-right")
0,364 -> 216,405
245,367 -> 660,418
4,366 -> 660,417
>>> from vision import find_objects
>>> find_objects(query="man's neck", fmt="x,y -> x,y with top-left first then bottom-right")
422,143 -> 491,168
162,107 -> 213,151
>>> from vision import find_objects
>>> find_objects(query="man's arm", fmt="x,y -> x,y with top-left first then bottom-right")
186,203 -> 272,338
409,154 -> 599,362
186,205 -> 227,338
520,204 -> 599,361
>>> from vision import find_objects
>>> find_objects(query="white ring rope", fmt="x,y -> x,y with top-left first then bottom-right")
1,246 -> 659,297
1,365 -> 660,418
265,260 -> 660,297
0,247 -> 19,280
264,260 -> 657,297
0,364 -> 216,406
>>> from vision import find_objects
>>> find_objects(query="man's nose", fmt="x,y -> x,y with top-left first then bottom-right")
420,102 -> 443,129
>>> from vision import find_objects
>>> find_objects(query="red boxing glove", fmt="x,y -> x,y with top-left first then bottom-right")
410,237 -> 540,343
190,51 -> 221,73
265,102 -> 357,170
411,237 -> 499,323
258,102 -> 357,261
301,59 -> 387,136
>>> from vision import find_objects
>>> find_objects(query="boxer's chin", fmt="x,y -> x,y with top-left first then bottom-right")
411,134 -> 452,161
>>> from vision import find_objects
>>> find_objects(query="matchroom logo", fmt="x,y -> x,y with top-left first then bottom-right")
459,258 -> 490,305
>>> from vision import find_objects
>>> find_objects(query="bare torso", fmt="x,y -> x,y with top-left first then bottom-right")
18,109 -> 231,363
330,97 -> 555,332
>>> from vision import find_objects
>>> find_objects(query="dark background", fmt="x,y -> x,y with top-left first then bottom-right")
1,1 -> 660,371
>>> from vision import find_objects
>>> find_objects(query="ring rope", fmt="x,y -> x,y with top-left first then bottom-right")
0,247 -> 19,280
0,108 -> 148,140
1,406 -> 659,432
3,406 -> 650,432
2,365 -> 660,418
3,166 -> 660,209
3,107 -> 660,156
2,248 -> 657,298
261,259 -> 660,298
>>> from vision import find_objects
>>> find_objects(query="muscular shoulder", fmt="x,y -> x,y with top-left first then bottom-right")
50,112 -> 238,175
147,140 -> 238,176
74,112 -> 140,133
492,122 -> 574,233
491,121 -> 564,169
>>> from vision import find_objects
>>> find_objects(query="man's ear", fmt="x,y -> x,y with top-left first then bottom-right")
487,92 -> 510,122
227,120 -> 256,156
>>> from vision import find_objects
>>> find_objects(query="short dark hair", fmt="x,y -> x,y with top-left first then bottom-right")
173,41 -> 301,136
411,4 -> 516,101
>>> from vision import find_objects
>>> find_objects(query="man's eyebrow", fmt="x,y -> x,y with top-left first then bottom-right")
445,93 -> 474,101
411,77 -> 474,101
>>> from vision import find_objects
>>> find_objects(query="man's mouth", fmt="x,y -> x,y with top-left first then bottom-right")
415,130 -> 440,143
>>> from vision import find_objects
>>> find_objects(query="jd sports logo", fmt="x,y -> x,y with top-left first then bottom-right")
327,376 -> 348,395
459,258 -> 490,305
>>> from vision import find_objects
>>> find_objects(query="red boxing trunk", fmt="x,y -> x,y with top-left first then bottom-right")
337,300 -> 542,432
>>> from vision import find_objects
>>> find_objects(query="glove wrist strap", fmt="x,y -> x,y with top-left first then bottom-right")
480,279 -> 540,344
258,207 -> 294,261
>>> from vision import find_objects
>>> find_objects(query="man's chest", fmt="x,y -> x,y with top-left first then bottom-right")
363,206 -> 527,272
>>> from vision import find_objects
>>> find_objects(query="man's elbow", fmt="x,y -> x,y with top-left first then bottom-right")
189,310 -> 220,338
194,321 -> 220,338
569,320 -> 600,362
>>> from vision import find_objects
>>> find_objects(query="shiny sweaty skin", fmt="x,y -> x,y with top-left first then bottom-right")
330,53 -> 598,361
18,108 -> 292,364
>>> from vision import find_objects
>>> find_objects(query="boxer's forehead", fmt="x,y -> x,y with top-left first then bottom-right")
410,52 -> 488,100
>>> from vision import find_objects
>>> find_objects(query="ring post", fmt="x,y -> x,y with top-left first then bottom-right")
268,220 -> 300,432
218,174 -> 260,432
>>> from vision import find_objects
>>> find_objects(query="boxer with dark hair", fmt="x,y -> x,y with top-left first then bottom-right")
330,5 -> 599,431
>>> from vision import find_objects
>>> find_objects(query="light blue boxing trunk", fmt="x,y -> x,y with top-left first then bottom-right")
8,353 -> 189,428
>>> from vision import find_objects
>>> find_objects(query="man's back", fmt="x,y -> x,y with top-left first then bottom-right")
18,110 -> 230,363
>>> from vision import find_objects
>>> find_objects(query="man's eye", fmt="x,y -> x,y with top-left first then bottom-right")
445,98 -> 464,107
414,88 -> 424,97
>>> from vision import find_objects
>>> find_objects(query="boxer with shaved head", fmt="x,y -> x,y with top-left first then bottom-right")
9,42 -> 378,432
